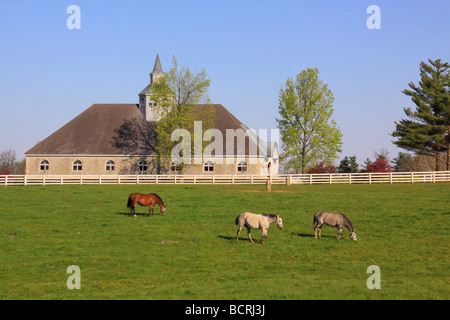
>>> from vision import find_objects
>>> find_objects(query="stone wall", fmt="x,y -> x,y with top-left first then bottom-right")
26,155 -> 278,175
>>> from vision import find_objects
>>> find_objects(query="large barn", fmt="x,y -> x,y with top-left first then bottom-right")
25,56 -> 278,176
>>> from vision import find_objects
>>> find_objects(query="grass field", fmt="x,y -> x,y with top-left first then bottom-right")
0,183 -> 449,300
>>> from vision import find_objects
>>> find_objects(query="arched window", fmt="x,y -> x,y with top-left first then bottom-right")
40,160 -> 49,171
106,160 -> 115,171
204,161 -> 214,172
138,160 -> 148,172
237,161 -> 247,172
73,160 -> 82,171
171,161 -> 181,172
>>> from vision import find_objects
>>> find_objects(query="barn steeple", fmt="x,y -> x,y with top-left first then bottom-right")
139,54 -> 164,121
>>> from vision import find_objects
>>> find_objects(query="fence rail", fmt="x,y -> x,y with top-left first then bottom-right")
1,171 -> 449,186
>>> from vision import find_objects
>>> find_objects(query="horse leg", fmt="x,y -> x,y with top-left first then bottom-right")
236,225 -> 243,242
261,228 -> 267,245
337,227 -> 343,240
130,202 -> 137,218
148,204 -> 154,217
315,223 -> 323,239
247,227 -> 254,244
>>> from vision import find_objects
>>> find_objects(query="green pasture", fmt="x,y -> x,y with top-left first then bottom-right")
0,183 -> 448,299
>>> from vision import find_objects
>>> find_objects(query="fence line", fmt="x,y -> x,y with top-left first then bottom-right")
1,171 -> 449,186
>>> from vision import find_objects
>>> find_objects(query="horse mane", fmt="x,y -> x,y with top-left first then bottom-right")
152,193 -> 164,205
261,214 -> 278,219
340,213 -> 354,231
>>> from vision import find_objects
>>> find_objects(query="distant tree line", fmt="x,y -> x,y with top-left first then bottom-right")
0,149 -> 25,175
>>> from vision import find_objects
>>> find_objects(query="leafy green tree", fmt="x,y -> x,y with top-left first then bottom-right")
338,155 -> 359,173
112,56 -> 215,173
151,56 -> 215,172
276,68 -> 343,173
392,59 -> 450,170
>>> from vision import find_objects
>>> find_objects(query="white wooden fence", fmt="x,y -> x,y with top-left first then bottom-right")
1,171 -> 449,186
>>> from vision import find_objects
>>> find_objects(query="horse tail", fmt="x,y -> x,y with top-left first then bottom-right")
312,213 -> 318,229
235,214 -> 241,225
127,194 -> 132,209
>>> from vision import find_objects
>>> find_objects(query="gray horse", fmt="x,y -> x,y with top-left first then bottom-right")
235,212 -> 283,244
312,211 -> 357,241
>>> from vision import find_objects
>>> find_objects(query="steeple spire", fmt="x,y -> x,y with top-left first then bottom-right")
151,54 -> 163,76
139,54 -> 165,121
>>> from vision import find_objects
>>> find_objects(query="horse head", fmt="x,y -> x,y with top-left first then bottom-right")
276,215 -> 284,230
350,229 -> 357,241
161,206 -> 166,216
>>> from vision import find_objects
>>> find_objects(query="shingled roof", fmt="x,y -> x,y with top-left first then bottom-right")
25,103 -> 268,157
25,104 -> 141,155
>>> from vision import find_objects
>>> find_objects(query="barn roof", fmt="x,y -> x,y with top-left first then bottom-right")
25,103 -> 272,157
25,104 -> 141,155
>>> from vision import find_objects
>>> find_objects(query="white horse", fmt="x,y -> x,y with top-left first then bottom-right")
235,212 -> 283,244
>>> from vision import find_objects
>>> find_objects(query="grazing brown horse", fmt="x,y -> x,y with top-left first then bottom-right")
127,193 -> 166,217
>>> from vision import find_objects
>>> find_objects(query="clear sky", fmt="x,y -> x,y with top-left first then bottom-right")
1,0 -> 449,167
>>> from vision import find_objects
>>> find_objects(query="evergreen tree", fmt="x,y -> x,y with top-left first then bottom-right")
337,155 -> 359,173
392,59 -> 450,170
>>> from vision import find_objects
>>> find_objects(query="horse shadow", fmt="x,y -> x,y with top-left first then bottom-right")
114,212 -> 157,217
218,235 -> 252,243
295,233 -> 315,238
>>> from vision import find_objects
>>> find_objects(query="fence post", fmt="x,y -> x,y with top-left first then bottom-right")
389,172 -> 393,184
411,172 -> 414,184
432,171 -> 436,183
329,173 -> 332,184
369,173 -> 372,184
349,173 -> 352,184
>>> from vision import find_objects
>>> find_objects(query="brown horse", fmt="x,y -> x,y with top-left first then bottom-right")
126,193 -> 166,217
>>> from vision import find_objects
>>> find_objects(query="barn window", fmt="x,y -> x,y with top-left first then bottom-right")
204,161 -> 214,172
40,160 -> 49,171
73,160 -> 82,171
106,160 -> 115,171
237,161 -> 247,172
171,161 -> 181,172
138,160 -> 148,172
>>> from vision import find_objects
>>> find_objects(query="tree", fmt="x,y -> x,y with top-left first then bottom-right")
338,155 -> 359,173
0,149 -> 16,173
362,156 -> 393,173
276,68 -> 343,173
112,56 -> 215,173
392,59 -> 450,170
307,161 -> 337,174
111,116 -> 159,173
151,56 -> 215,171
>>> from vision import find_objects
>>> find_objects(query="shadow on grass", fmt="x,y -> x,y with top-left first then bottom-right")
114,212 -> 161,217
218,235 -> 252,242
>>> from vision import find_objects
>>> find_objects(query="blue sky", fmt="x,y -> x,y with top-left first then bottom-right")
1,0 -> 449,167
